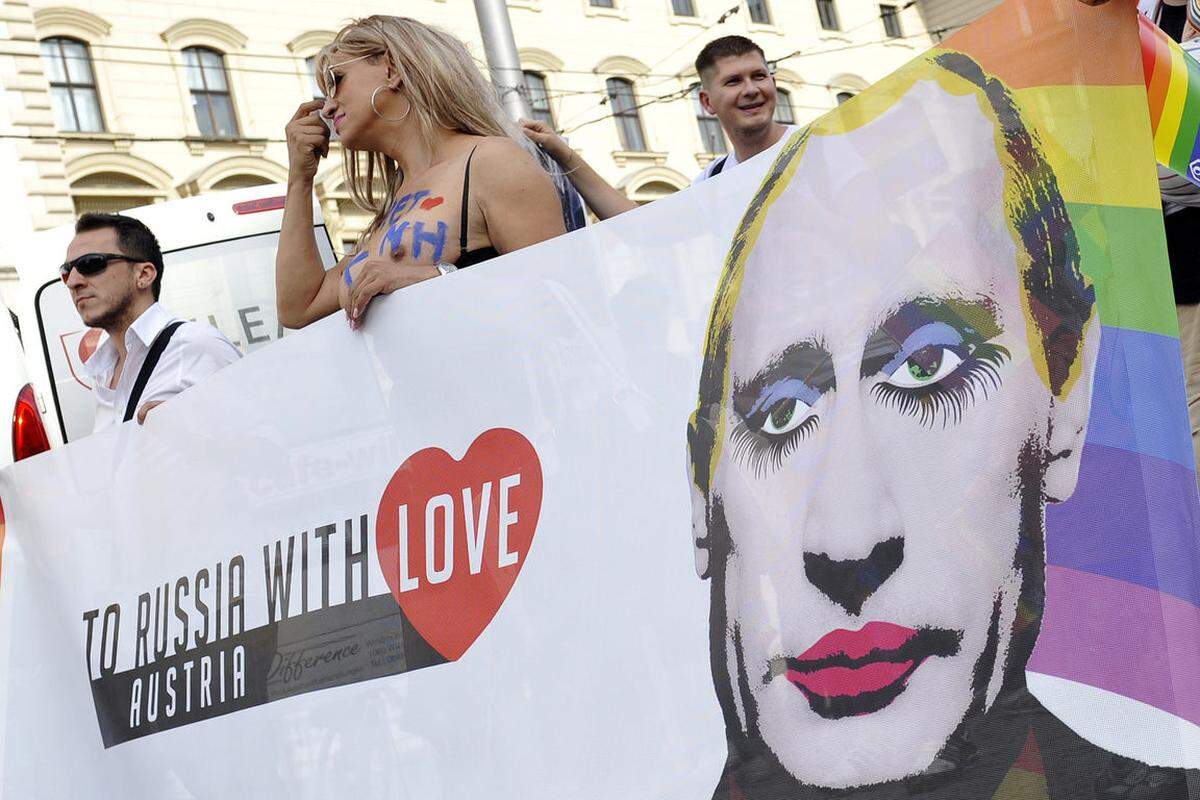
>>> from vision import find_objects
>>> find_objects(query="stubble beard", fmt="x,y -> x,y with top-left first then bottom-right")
83,288 -> 137,334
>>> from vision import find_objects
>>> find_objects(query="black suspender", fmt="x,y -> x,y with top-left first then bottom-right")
122,321 -> 185,423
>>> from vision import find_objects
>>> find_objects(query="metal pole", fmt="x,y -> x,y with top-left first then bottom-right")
473,0 -> 532,122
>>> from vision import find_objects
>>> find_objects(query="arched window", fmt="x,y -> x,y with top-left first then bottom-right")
524,71 -> 554,128
835,91 -> 856,105
774,88 -> 795,124
691,84 -> 726,155
70,172 -> 160,215
40,37 -> 103,132
628,180 -> 680,205
183,46 -> 239,138
605,78 -> 647,152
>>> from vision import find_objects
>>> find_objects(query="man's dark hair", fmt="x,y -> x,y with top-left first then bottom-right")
74,212 -> 165,300
695,36 -> 766,80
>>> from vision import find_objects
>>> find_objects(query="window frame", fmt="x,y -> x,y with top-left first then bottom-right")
691,84 -> 727,155
671,0 -> 697,15
774,87 -> 795,124
523,70 -> 555,128
605,77 -> 648,152
183,45 -> 241,139
747,0 -> 773,24
880,3 -> 903,38
40,36 -> 105,133
816,0 -> 841,31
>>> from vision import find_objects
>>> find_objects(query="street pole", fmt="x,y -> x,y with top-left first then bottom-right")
473,0 -> 532,122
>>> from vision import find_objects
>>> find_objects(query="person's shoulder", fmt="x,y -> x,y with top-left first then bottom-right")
470,136 -> 542,174
470,136 -> 552,192
693,158 -> 722,185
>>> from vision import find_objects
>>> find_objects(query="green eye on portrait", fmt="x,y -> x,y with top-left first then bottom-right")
761,398 -> 813,435
885,346 -> 963,389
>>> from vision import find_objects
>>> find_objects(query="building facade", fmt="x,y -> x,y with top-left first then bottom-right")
0,0 -> 945,303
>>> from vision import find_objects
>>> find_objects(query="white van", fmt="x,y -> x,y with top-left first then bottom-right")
6,185 -> 336,457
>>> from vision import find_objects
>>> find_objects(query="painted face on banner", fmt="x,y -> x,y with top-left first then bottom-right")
697,78 -> 1097,789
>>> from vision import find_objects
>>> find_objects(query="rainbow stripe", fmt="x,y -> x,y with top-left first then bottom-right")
944,0 -> 1200,759
1140,14 -> 1200,185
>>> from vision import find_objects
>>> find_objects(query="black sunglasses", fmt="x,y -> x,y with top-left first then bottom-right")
59,252 -> 136,282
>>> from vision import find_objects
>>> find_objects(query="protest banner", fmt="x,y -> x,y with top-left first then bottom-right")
1,0 -> 1198,795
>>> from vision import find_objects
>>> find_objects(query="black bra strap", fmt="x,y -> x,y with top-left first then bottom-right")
460,146 -> 479,253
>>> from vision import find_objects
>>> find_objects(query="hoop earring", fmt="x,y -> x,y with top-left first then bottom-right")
371,85 -> 411,123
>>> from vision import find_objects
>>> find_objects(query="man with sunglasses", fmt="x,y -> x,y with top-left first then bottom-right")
63,213 -> 241,432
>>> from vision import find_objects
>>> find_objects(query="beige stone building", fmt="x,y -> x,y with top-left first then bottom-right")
0,0 -> 951,303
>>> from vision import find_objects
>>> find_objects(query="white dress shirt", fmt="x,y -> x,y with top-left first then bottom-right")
81,302 -> 242,433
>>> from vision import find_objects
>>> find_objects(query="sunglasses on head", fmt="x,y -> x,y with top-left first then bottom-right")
59,252 -> 136,282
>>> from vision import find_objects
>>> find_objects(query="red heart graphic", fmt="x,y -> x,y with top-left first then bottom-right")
419,196 -> 445,210
375,428 -> 542,661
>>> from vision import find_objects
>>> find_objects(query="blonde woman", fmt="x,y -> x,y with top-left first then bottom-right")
276,16 -> 566,330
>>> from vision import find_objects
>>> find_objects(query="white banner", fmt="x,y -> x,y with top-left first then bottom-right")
4,32 -> 1200,798
0,141 -> 752,799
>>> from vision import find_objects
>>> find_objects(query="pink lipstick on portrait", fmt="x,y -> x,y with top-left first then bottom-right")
771,622 -> 961,719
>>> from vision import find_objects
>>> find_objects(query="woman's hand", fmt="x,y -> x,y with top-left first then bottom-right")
285,99 -> 331,184
339,243 -> 439,330
520,119 -> 576,168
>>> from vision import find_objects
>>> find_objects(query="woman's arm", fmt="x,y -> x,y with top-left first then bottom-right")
520,120 -> 637,221
473,137 -> 569,253
276,100 -> 344,329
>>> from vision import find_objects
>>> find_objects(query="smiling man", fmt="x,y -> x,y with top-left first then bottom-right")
64,213 -> 240,431
685,51 -> 1189,798
521,36 -> 793,219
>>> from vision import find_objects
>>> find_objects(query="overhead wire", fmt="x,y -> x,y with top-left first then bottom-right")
1,11 -> 970,144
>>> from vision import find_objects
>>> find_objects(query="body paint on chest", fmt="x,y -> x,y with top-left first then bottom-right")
376,189 -> 449,262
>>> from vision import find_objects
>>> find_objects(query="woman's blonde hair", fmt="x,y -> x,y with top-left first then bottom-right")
316,16 -> 536,246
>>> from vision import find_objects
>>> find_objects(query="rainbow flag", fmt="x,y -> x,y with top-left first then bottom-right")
949,0 -> 1200,765
1140,13 -> 1200,185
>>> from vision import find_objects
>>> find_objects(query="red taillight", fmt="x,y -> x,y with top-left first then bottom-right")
232,196 -> 286,215
12,384 -> 50,462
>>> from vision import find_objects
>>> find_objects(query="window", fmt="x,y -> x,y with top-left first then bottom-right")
40,37 -> 104,133
606,78 -> 647,151
881,4 -> 903,37
836,91 -> 855,105
672,0 -> 697,14
524,71 -> 554,128
816,0 -> 841,30
184,46 -> 239,138
590,0 -> 615,6
304,56 -> 322,99
70,172 -> 158,215
747,0 -> 772,24
691,85 -> 726,155
774,88 -> 795,124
